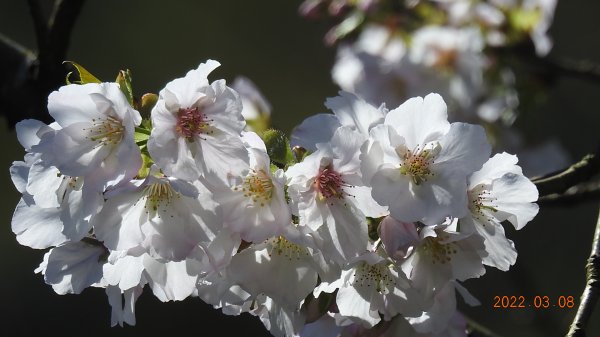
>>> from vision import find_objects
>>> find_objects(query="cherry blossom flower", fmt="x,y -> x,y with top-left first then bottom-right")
213,132 -> 291,243
460,152 -> 539,271
92,166 -> 222,261
314,251 -> 425,329
401,220 -> 487,301
147,60 -> 249,181
33,82 -> 142,192
361,93 -> 491,225
11,119 -> 103,246
287,126 -> 376,264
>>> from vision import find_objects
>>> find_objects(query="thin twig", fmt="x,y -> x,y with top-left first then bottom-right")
538,182 -> 600,207
566,204 -> 600,337
533,152 -> 600,197
463,313 -> 506,337
538,57 -> 600,85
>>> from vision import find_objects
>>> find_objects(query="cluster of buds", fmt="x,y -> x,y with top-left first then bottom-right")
10,60 -> 538,337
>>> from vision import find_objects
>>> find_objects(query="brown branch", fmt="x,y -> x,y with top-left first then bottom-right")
533,152 -> 600,198
538,181 -> 600,207
0,0 -> 85,128
540,57 -> 600,85
39,0 -> 86,82
566,204 -> 600,337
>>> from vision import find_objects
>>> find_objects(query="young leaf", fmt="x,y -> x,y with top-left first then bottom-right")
63,61 -> 101,84
116,69 -> 134,106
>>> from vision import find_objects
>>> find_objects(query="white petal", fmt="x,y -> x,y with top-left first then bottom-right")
205,80 -> 246,135
490,173 -> 539,229
227,244 -> 318,309
48,83 -> 105,126
197,132 -> 250,179
290,113 -> 341,152
336,286 -> 381,328
384,93 -> 450,148
150,135 -> 199,181
143,257 -> 198,301
468,152 -> 520,187
42,122 -> 108,177
317,201 -> 368,264
92,192 -> 146,252
330,126 -> 365,174
103,254 -> 145,290
325,91 -> 384,136
461,217 -> 516,271
15,119 -> 52,150
44,241 -> 105,294
9,161 -> 29,194
348,185 -> 388,218
435,123 -> 491,176
27,160 -> 65,208
12,198 -> 68,249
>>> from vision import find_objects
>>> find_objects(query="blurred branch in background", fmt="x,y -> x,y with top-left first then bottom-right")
0,0 -> 84,128
494,42 -> 600,86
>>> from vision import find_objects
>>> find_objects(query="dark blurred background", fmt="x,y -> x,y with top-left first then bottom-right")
1,1 -> 599,336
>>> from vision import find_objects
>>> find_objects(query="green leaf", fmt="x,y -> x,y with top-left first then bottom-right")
116,69 -> 134,106
134,127 -> 150,144
270,163 -> 280,174
136,149 -> 153,179
263,129 -> 295,167
63,61 -> 101,84
141,119 -> 153,130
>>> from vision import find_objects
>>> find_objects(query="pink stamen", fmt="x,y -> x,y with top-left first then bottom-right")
315,167 -> 348,199
175,107 -> 211,140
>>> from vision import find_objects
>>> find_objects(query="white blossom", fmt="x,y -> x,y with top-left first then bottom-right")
361,93 -> 491,225
314,251 -> 425,329
287,126 -> 375,264
92,166 -> 222,261
33,82 -> 142,192
213,132 -> 291,243
147,60 -> 249,181
401,220 -> 487,300
460,152 -> 539,271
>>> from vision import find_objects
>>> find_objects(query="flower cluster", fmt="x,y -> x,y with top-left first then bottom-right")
10,60 -> 538,337
300,0 -> 567,175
